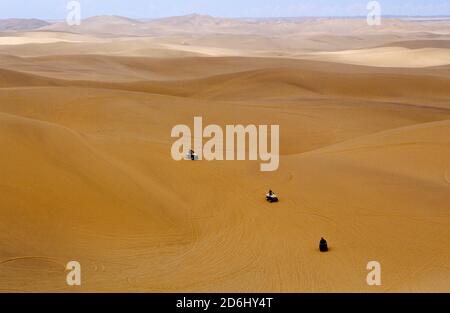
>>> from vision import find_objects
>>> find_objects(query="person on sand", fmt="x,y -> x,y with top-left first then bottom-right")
266,190 -> 278,203
319,237 -> 328,252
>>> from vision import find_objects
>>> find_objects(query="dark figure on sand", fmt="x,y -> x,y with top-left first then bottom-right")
319,237 -> 328,252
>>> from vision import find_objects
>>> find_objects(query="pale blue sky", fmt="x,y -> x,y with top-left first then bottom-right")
1,0 -> 449,19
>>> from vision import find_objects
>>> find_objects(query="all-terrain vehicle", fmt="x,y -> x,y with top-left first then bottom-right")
185,150 -> 199,161
319,237 -> 328,252
266,190 -> 279,203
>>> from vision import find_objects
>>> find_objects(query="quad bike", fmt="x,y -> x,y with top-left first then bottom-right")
266,192 -> 279,203
319,238 -> 328,252
185,150 -> 199,161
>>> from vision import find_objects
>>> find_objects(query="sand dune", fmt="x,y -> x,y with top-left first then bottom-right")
0,18 -> 49,31
1,56 -> 450,100
0,36 -> 83,45
303,46 -> 450,68
277,121 -> 450,291
0,17 -> 449,292
40,15 -> 450,37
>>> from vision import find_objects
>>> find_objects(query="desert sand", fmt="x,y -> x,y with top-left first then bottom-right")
0,15 -> 449,292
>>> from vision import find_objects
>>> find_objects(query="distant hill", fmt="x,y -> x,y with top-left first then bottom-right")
0,18 -> 50,31
42,15 -> 142,35
149,13 -> 241,28
82,15 -> 141,26
41,14 -> 244,36
4,14 -> 449,37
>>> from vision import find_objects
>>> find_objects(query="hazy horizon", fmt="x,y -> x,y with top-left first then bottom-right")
2,13 -> 450,22
1,0 -> 449,20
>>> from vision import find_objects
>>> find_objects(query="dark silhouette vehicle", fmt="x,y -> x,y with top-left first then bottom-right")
319,237 -> 328,252
266,190 -> 278,203
186,149 -> 199,160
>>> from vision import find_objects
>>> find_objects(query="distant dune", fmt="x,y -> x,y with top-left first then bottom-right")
0,15 -> 449,292
302,46 -> 450,68
0,18 -> 49,31
42,15 -> 145,35
36,14 -> 450,36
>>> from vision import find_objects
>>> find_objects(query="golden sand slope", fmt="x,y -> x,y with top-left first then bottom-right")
0,37 -> 449,292
302,47 -> 450,68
